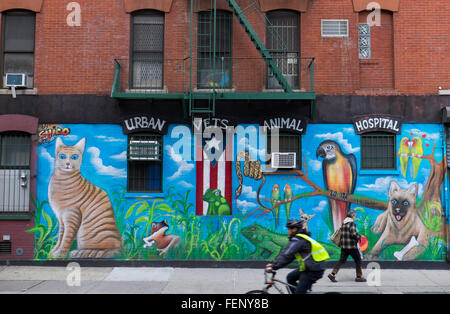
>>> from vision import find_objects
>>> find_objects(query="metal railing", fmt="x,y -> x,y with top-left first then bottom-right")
112,56 -> 315,99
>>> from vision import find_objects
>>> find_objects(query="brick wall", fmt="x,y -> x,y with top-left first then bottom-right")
3,0 -> 447,96
0,220 -> 35,259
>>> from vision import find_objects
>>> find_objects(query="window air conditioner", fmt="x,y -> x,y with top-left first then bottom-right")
271,152 -> 296,169
129,140 -> 160,161
5,73 -> 27,88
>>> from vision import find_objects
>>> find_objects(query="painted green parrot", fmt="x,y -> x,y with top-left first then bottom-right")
411,136 -> 423,179
271,184 -> 282,228
399,137 -> 411,178
283,184 -> 293,221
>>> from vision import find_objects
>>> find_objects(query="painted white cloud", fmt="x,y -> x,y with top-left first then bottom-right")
405,129 -> 440,142
236,199 -> 258,211
309,159 -> 322,171
357,176 -> 424,197
110,151 -> 127,161
95,135 -> 126,143
315,132 -> 360,153
178,180 -> 194,189
313,200 -> 328,212
166,145 -> 194,181
87,147 -> 126,178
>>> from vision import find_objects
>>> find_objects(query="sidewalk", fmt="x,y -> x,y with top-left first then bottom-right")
0,265 -> 449,294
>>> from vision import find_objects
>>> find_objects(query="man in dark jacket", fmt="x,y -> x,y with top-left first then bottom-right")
327,210 -> 367,282
266,219 -> 329,294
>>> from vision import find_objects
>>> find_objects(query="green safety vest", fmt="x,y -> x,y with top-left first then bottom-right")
294,234 -> 330,271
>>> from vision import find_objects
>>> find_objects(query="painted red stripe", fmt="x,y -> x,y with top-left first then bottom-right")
210,163 -> 218,190
196,136 -> 204,216
225,160 -> 232,214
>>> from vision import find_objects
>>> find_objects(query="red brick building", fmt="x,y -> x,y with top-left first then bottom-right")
0,0 -> 449,262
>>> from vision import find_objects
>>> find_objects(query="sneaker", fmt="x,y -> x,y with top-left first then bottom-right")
355,277 -> 367,282
327,273 -> 337,283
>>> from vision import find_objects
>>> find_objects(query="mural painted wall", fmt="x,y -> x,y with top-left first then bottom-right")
31,122 -> 448,261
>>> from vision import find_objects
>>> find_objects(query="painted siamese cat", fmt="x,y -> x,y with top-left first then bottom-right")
369,181 -> 429,260
49,137 -> 122,258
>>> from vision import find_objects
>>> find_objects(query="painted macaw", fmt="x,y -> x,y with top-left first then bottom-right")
271,184 -> 282,228
411,136 -> 423,179
399,137 -> 411,178
316,140 -> 357,231
283,184 -> 293,221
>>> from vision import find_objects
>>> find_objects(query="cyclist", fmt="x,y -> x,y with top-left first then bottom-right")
265,219 -> 330,294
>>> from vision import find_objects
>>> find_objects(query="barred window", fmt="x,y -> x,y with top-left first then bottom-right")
267,132 -> 301,170
127,134 -> 163,192
131,11 -> 164,89
2,11 -> 36,88
197,10 -> 232,89
0,132 -> 31,169
266,10 -> 300,90
361,132 -> 396,169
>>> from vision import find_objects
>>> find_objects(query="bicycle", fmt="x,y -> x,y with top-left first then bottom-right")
246,271 -> 297,294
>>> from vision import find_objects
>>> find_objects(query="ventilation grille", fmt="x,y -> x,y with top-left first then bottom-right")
321,20 -> 349,37
0,241 -> 12,254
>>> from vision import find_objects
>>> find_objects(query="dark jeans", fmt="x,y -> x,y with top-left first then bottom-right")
332,248 -> 363,277
286,269 -> 325,294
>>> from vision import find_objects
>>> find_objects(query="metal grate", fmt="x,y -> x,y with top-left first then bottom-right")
0,241 -> 12,254
131,11 -> 164,89
361,133 -> 396,169
266,10 -> 300,89
127,134 -> 163,193
197,10 -> 232,89
321,20 -> 348,37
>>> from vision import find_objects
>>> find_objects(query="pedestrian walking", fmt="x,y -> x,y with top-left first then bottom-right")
327,210 -> 367,282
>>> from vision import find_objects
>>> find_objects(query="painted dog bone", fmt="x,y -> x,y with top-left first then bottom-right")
393,236 -> 419,261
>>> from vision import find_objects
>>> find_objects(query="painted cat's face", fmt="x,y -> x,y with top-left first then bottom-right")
55,137 -> 86,173
388,181 -> 417,223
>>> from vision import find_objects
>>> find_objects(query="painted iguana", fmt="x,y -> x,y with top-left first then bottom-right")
241,224 -> 289,260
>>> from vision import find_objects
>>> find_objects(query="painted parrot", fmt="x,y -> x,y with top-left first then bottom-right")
399,137 -> 411,178
411,136 -> 423,179
316,140 -> 357,231
271,184 -> 282,228
283,184 -> 293,221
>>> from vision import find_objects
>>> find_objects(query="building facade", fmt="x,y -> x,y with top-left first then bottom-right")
0,0 -> 449,262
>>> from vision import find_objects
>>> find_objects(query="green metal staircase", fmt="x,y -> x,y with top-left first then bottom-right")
225,0 -> 293,93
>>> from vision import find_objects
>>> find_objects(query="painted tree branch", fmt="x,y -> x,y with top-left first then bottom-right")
246,169 -> 388,219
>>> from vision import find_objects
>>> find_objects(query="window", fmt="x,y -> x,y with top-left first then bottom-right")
321,20 -> 349,37
1,11 -> 36,88
361,132 -> 396,169
0,132 -> 31,169
266,10 -> 300,89
267,132 -> 301,170
358,23 -> 370,59
0,132 -> 31,213
127,134 -> 163,192
197,10 -> 232,89
131,11 -> 164,89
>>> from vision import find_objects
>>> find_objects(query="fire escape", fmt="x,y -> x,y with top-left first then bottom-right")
111,0 -> 316,117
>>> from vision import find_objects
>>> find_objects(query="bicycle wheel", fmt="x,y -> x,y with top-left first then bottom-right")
245,290 -> 269,294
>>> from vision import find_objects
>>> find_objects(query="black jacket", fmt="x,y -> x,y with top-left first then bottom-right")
271,229 -> 326,272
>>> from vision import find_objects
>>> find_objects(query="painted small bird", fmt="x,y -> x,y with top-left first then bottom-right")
271,184 -> 282,228
283,185 -> 293,221
399,137 -> 411,178
411,136 -> 423,179
316,140 -> 357,231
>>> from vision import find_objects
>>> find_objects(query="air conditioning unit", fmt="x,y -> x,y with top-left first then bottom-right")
271,152 -> 296,169
5,73 -> 27,87
129,140 -> 160,161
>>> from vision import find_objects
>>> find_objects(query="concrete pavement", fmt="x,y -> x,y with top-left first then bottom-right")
0,265 -> 449,294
